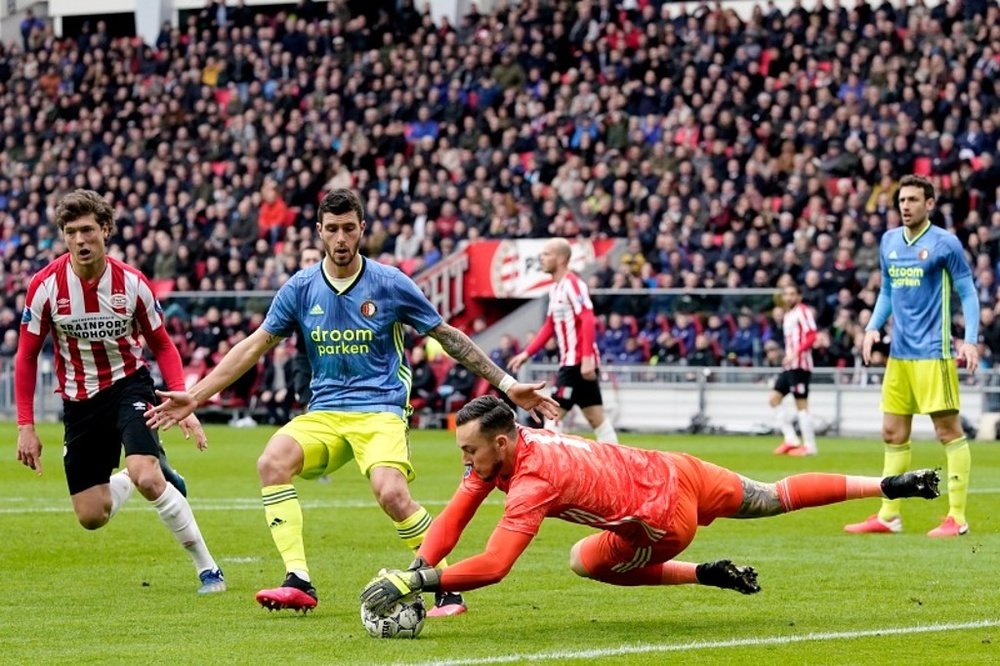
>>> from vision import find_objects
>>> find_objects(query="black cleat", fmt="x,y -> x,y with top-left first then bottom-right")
881,468 -> 940,500
157,444 -> 187,497
696,559 -> 761,595
429,591 -> 467,617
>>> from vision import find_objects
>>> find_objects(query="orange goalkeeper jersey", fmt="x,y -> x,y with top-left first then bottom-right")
453,425 -> 682,542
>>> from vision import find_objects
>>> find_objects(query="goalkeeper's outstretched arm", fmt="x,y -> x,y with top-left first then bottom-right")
435,527 -> 534,591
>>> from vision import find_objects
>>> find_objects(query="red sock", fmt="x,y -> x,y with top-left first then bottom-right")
774,473 -> 880,511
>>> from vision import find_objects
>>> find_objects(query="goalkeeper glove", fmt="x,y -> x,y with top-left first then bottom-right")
360,566 -> 441,616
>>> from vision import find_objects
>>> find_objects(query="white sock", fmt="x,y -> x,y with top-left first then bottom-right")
774,405 -> 799,444
109,470 -> 134,519
593,419 -> 618,444
290,569 -> 311,582
150,484 -> 218,573
797,410 -> 817,452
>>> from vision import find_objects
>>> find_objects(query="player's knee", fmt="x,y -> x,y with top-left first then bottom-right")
257,443 -> 298,484
881,424 -> 907,445
76,508 -> 110,530
131,469 -> 166,499
932,418 -> 962,443
373,482 -> 411,515
568,540 -> 593,578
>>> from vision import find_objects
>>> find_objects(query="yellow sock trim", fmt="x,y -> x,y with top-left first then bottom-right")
878,442 -> 911,521
393,507 -> 449,567
262,484 -> 307,574
394,507 -> 433,553
944,437 -> 970,524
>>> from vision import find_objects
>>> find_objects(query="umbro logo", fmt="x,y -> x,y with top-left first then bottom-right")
269,517 -> 285,528
309,304 -> 324,315
888,250 -> 898,259
133,401 -> 147,411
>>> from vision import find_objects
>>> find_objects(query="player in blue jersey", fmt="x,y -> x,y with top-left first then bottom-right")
844,175 -> 979,538
146,188 -> 560,614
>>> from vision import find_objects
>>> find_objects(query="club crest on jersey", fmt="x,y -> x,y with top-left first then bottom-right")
111,293 -> 128,308
918,249 -> 929,261
360,300 -> 377,318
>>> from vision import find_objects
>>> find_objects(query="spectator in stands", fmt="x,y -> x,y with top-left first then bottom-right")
256,345 -> 295,425
598,312 -> 630,362
436,362 -> 475,415
650,329 -> 684,366
687,335 -> 720,367
670,313 -> 698,357
409,344 -> 438,414
258,179 -> 291,244
728,312 -> 760,367
489,334 -> 518,374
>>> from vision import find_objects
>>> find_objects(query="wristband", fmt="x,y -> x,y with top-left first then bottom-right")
498,374 -> 517,394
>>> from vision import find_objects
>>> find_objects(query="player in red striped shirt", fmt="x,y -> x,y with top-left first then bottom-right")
361,396 -> 941,615
509,238 -> 618,443
14,189 -> 226,594
771,282 -> 819,456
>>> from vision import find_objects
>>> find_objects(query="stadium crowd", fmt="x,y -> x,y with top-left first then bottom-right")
1,0 -> 1000,415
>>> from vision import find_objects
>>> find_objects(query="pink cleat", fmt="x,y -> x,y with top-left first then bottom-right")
844,514 -> 902,534
773,442 -> 799,455
927,516 -> 969,538
787,446 -> 817,457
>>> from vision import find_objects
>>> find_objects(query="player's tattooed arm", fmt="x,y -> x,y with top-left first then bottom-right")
428,323 -> 507,386
262,332 -> 285,351
733,477 -> 784,518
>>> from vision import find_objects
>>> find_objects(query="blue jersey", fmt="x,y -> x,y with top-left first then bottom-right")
262,258 -> 443,417
878,224 -> 972,360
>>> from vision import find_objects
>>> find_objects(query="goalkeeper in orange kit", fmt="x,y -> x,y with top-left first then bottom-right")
362,395 -> 941,614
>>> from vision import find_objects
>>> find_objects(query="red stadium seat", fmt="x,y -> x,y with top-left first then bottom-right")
913,157 -> 932,176
150,278 -> 175,299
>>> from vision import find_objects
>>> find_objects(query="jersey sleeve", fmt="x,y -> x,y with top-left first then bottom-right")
21,276 -> 50,337
567,276 -> 594,315
418,468 -> 495,566
941,233 -> 973,282
134,273 -> 166,334
15,276 -> 51,425
392,272 -> 443,334
497,474 -> 559,536
261,278 -> 300,337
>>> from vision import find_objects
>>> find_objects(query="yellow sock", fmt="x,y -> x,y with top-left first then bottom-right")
944,437 -> 970,525
262,484 -> 308,574
878,442 -> 911,521
394,507 -> 448,567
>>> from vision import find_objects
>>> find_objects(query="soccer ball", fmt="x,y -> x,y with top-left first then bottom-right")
360,595 -> 426,639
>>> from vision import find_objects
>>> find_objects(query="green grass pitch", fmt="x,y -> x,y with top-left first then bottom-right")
2,423 -> 998,665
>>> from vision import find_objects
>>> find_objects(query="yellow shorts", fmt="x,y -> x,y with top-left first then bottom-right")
882,358 -> 960,415
275,411 -> 414,481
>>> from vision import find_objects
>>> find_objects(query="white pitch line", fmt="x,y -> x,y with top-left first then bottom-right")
409,619 -> 1000,666
0,498 -> 505,514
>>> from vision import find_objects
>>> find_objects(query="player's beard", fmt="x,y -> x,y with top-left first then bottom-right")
479,460 -> 503,482
329,240 -> 360,267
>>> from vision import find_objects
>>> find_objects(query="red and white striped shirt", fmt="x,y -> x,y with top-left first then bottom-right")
19,254 -> 177,403
783,302 -> 817,371
520,272 -> 597,367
